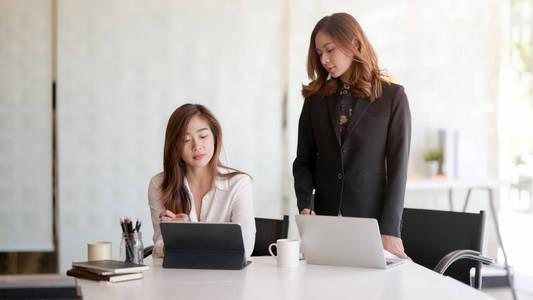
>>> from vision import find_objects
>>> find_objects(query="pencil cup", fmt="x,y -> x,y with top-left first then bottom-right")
268,239 -> 300,268
120,232 -> 143,264
88,241 -> 112,261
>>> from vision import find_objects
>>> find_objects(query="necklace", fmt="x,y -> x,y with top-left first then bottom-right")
339,82 -> 351,96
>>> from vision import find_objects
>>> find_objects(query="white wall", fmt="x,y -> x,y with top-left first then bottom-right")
0,0 -> 53,251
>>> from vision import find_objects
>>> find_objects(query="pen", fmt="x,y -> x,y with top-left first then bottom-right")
120,218 -> 126,233
127,219 -> 133,233
120,218 -> 133,261
135,220 -> 141,232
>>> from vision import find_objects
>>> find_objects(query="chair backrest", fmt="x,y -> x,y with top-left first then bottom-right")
143,245 -> 154,258
252,215 -> 289,256
401,208 -> 485,287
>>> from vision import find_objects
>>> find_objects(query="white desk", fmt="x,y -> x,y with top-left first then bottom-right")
76,257 -> 494,300
407,178 -> 501,191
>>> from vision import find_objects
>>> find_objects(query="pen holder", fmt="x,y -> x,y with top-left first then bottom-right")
120,232 -> 143,264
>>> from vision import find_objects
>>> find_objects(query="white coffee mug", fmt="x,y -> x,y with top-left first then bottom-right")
88,241 -> 112,261
268,239 -> 300,268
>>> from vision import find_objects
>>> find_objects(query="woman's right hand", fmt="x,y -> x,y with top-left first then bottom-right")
159,210 -> 190,222
300,208 -> 316,215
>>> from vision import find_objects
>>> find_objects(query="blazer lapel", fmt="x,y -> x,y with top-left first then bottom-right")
343,98 -> 371,146
327,93 -> 341,146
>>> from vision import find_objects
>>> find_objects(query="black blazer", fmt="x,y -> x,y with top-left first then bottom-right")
293,82 -> 411,237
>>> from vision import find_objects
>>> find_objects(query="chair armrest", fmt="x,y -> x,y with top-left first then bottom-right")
143,245 -> 154,258
434,249 -> 494,274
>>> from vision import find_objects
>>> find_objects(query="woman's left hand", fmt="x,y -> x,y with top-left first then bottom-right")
160,210 -> 190,222
165,214 -> 191,222
381,234 -> 411,260
170,213 -> 190,222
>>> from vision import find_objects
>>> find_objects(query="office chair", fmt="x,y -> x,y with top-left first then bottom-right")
251,215 -> 289,256
401,208 -> 493,289
143,245 -> 154,258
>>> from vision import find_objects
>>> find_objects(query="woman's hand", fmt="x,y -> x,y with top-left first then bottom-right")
300,208 -> 316,215
159,210 -> 176,221
381,234 -> 411,260
159,210 -> 190,222
171,213 -> 190,222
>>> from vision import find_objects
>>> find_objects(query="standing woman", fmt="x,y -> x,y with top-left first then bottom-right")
293,13 -> 411,258
149,104 -> 256,259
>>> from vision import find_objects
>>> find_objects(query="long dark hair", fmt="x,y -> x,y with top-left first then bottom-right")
302,12 -> 389,101
160,104 -> 247,214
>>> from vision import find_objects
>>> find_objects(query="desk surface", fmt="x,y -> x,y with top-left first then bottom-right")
76,257 -> 494,300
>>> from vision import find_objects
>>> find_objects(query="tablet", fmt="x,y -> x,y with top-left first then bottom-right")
160,222 -> 251,270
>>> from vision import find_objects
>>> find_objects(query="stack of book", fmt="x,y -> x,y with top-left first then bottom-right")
67,260 -> 149,283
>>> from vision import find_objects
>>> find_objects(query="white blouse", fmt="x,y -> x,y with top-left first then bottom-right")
148,168 -> 256,259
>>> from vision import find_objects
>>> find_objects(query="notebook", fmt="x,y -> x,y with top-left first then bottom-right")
66,268 -> 143,282
68,266 -> 115,276
71,260 -> 149,274
295,214 -> 407,269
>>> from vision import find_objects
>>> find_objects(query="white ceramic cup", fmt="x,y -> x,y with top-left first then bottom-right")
268,239 -> 300,268
88,241 -> 112,261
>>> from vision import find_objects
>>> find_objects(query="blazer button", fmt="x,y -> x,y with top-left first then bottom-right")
337,173 -> 343,180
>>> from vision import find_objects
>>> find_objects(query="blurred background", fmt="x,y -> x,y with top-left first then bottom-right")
1,0 -> 532,299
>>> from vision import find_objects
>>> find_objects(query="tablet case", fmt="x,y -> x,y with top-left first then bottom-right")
160,222 -> 249,270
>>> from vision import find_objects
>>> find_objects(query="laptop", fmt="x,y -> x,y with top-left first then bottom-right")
295,214 -> 407,269
160,222 -> 251,270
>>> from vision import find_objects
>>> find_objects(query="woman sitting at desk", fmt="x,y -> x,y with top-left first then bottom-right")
148,104 -> 256,258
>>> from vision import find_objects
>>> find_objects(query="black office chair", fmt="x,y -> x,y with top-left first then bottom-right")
251,215 -> 289,256
143,245 -> 154,258
401,208 -> 493,289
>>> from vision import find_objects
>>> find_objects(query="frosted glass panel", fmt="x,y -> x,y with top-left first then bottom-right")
57,0 -> 282,272
0,0 -> 53,251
